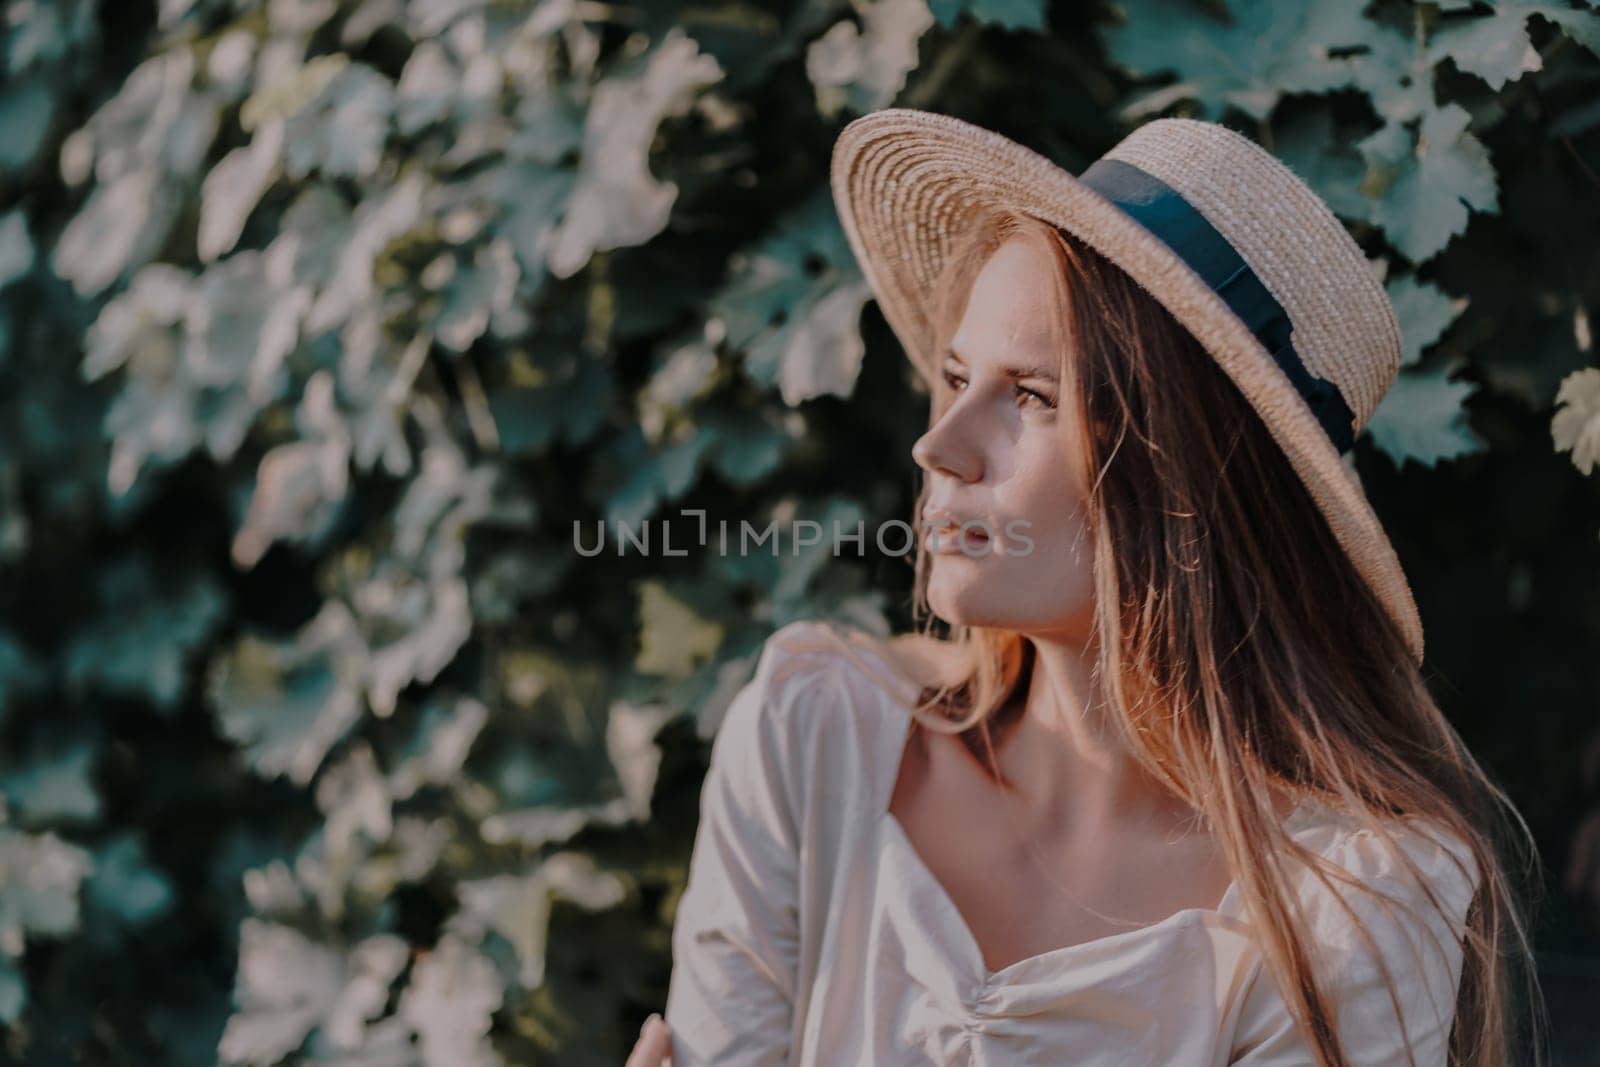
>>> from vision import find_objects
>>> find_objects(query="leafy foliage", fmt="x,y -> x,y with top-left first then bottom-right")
2,0 -> 1599,1063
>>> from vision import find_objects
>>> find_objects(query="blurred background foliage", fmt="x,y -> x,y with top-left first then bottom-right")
0,0 -> 1598,1062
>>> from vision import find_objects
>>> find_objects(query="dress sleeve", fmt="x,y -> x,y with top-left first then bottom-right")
1227,818 -> 1481,1067
664,631 -> 813,1066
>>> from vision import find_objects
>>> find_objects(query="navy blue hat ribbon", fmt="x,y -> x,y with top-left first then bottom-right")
1075,157 -> 1356,455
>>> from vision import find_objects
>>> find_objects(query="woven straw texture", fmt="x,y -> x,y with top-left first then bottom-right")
829,108 -> 1424,663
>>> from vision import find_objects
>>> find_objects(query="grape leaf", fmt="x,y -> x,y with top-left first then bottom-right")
1103,0 -> 1381,120
713,190 -> 871,405
636,579 -> 726,680
1388,274 -> 1468,367
1355,105 -> 1499,264
1553,366 -> 1600,475
929,0 -> 1047,32
1429,0 -> 1600,92
1365,362 -> 1486,467
546,29 -> 724,279
806,0 -> 936,116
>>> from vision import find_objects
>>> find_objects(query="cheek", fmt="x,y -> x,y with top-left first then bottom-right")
1000,437 -> 1090,543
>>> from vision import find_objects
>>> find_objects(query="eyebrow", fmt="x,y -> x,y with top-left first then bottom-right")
942,346 -> 1059,383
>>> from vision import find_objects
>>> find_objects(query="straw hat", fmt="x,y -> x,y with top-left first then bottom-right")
829,108 -> 1424,665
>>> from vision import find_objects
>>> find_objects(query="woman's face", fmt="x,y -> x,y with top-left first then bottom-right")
912,236 -> 1097,639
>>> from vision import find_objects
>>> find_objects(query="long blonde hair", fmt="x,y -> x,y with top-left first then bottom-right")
883,208 -> 1547,1067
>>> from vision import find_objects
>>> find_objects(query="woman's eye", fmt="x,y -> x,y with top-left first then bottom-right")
940,369 -> 1054,410
1016,384 -> 1057,411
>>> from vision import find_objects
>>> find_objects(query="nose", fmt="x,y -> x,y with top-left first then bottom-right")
912,401 -> 984,483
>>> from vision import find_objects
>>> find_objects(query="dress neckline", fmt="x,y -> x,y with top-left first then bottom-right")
869,670 -> 1318,989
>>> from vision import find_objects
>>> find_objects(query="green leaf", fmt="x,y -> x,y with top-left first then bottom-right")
636,580 -> 726,680
452,853 -> 626,990
929,0 -> 1048,31
1387,274 -> 1467,367
218,920 -> 410,1066
199,122 -> 283,262
433,237 -> 526,353
1537,0 -> 1600,57
1349,16 -> 1438,126
772,495 -> 868,609
490,354 -> 614,456
303,175 -> 425,336
83,252 -> 305,495
605,699 -> 675,820
1276,102 -> 1498,266
637,331 -> 722,442
0,828 -> 93,944
389,697 -> 489,801
0,80 -> 60,175
1365,363 -> 1486,467
208,605 -> 366,786
316,743 -> 393,864
700,405 -> 792,487
1103,0 -> 1381,120
806,0 -> 936,115
713,190 -> 872,405
591,424 -> 719,530
0,210 -> 35,292
1355,105 -> 1499,264
281,62 -> 395,182
0,742 -> 100,824
52,49 -> 216,297
0,630 -> 43,728
1427,2 -> 1545,90
396,935 -> 503,1065
394,39 -> 501,138
230,372 -> 351,569
1428,0 -> 1600,92
86,834 -> 174,927
546,28 -> 724,279
63,560 -> 228,711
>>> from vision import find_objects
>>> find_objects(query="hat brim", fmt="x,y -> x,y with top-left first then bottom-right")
830,108 -> 1423,665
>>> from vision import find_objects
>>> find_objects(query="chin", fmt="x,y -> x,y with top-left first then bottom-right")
928,570 -> 1092,636
926,573 -> 1020,630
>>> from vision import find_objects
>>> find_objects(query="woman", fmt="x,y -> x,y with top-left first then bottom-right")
630,110 -> 1545,1066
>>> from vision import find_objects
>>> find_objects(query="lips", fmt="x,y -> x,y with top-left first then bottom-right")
923,507 -> 991,533
923,506 -> 995,554
929,525 -> 991,555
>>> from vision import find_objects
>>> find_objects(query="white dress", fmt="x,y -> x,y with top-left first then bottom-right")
664,619 -> 1481,1066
